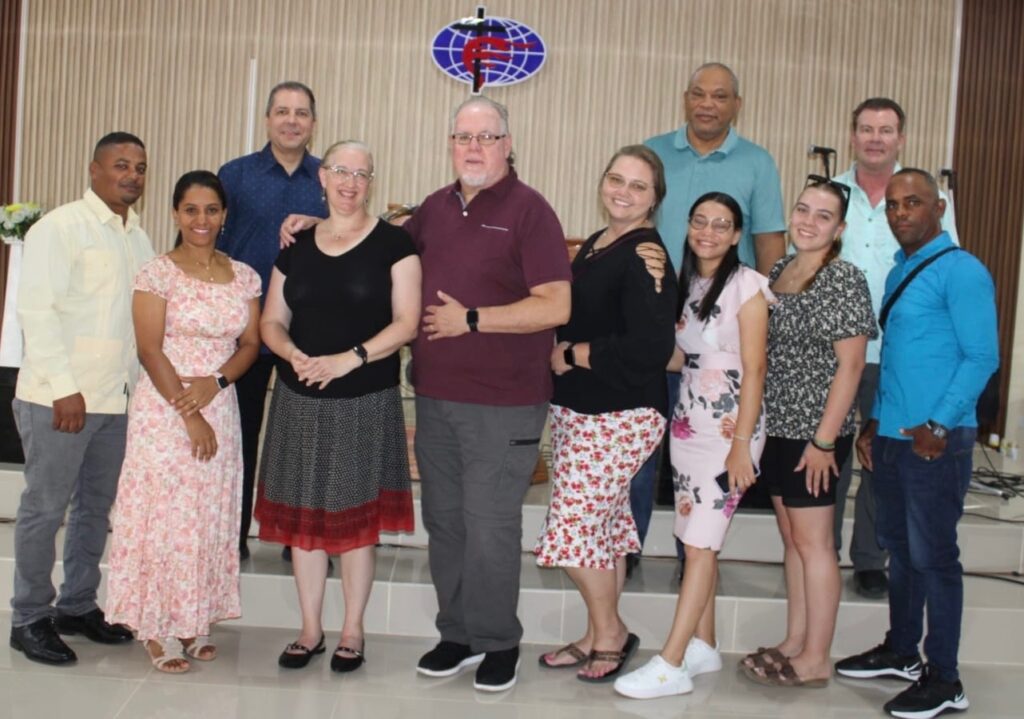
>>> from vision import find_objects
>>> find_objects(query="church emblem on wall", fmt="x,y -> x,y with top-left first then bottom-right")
431,6 -> 547,93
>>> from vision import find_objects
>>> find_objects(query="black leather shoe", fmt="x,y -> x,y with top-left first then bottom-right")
10,618 -> 77,665
853,569 -> 889,599
55,608 -> 133,644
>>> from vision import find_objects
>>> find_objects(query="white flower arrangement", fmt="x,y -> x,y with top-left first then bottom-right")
2,203 -> 44,243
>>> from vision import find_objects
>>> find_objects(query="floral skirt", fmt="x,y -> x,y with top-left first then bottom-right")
670,368 -> 765,551
534,405 -> 664,570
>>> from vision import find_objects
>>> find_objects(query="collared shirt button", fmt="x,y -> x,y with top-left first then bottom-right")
462,211 -> 468,217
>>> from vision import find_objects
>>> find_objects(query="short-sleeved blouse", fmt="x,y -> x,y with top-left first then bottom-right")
765,256 -> 878,439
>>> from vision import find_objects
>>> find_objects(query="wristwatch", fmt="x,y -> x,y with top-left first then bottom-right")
466,308 -> 480,333
563,343 -> 576,368
213,372 -> 230,390
925,419 -> 949,439
352,344 -> 369,366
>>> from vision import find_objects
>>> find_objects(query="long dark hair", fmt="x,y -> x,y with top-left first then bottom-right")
678,192 -> 744,321
172,170 -> 227,247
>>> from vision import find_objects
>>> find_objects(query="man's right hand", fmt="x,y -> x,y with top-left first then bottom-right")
279,214 -> 322,248
855,419 -> 878,472
52,392 -> 86,433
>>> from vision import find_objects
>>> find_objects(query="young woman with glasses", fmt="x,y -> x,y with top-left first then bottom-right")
615,191 -> 773,699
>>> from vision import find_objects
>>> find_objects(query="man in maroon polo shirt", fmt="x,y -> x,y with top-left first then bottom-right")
407,96 -> 571,692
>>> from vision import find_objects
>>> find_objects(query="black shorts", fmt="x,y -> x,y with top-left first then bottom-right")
760,435 -> 854,508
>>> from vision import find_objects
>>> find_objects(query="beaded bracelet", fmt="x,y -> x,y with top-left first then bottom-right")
733,434 -> 751,442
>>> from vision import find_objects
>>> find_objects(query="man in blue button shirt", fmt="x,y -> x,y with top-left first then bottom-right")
217,81 -> 327,560
836,169 -> 997,719
833,98 -> 959,599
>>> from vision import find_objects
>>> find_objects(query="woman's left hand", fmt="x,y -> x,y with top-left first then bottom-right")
173,375 -> 221,417
794,443 -> 838,498
297,351 -> 361,390
725,440 -> 757,494
551,341 -> 573,375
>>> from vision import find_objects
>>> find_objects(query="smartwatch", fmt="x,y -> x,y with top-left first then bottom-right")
352,344 -> 369,366
925,419 -> 949,439
466,308 -> 480,333
563,343 -> 576,368
213,372 -> 230,390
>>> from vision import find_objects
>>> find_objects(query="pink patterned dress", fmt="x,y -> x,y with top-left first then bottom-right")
671,266 -> 774,551
106,255 -> 260,641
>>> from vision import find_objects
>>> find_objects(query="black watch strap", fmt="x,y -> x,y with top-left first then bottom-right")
352,344 -> 369,365
563,343 -> 576,368
467,308 -> 480,333
214,372 -> 230,390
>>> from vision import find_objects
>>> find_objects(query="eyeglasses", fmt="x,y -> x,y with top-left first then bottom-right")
326,165 -> 373,185
604,173 -> 651,194
805,174 -> 851,212
689,214 -> 734,234
450,132 -> 507,146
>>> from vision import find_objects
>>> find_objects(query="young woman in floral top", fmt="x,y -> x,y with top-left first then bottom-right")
615,191 -> 773,700
742,179 -> 876,688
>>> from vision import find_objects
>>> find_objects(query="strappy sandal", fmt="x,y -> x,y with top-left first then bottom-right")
331,641 -> 366,673
182,635 -> 217,661
743,656 -> 830,689
740,646 -> 787,670
577,632 -> 639,684
278,633 -> 326,669
538,642 -> 587,669
146,637 -> 190,674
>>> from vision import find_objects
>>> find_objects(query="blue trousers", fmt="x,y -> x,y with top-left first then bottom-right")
872,427 -> 974,683
629,372 -> 679,550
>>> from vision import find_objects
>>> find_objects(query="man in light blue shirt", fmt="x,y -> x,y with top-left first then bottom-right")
833,98 -> 959,599
836,168 -> 997,719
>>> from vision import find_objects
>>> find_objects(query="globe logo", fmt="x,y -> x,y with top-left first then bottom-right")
431,11 -> 547,90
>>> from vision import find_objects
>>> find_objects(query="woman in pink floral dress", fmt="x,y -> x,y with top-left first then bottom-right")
106,171 -> 261,673
615,191 -> 773,699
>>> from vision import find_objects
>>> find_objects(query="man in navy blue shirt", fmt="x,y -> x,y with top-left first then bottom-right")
217,81 -> 327,560
836,169 -> 998,719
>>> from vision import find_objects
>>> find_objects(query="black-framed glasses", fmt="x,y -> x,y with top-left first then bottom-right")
450,132 -> 507,146
805,174 -> 851,215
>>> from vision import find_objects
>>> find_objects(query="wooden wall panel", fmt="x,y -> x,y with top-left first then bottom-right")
16,0 -> 958,252
1,0 -> 24,330
954,0 -> 1024,435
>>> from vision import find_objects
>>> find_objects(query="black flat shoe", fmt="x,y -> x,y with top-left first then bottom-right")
331,644 -> 365,673
278,634 -> 326,668
10,618 -> 77,665
55,608 -> 133,644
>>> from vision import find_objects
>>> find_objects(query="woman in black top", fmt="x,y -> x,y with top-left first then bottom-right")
534,145 -> 677,682
256,140 -> 421,673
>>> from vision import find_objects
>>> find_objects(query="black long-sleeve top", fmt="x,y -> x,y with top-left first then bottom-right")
552,226 -> 679,416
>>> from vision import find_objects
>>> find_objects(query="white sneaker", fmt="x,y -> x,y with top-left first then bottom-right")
684,637 -> 722,677
614,654 -> 693,699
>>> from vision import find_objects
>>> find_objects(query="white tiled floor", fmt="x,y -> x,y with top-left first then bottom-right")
2,614 -> 1023,719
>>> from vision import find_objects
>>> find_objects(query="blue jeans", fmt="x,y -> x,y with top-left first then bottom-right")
629,372 -> 680,550
872,427 -> 974,683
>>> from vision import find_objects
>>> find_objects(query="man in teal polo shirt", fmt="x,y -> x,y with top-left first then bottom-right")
832,98 -> 959,599
633,63 -> 786,580
645,62 -> 786,275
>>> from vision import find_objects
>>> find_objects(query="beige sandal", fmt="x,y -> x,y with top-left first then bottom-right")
146,637 -> 190,674
182,635 -> 217,661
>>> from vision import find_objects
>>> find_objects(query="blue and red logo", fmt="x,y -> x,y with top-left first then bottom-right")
431,8 -> 547,92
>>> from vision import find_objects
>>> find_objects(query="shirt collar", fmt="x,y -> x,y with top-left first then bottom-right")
894,230 -> 954,266
451,167 -> 518,202
844,161 -> 904,199
82,188 -> 141,232
257,142 -> 318,178
672,125 -> 737,156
